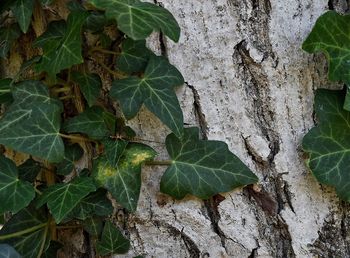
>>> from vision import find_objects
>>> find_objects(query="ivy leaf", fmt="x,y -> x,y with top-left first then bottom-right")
302,89 -> 350,201
88,0 -> 180,42
83,217 -> 103,236
160,127 -> 258,199
302,11 -> 350,110
93,142 -> 156,211
102,138 -> 128,167
110,56 -> 184,137
0,81 -> 64,163
63,106 -> 110,140
40,0 -> 54,5
0,78 -> 13,104
0,244 -> 21,258
35,11 -> 88,77
33,20 -> 66,49
96,221 -> 130,256
85,12 -> 108,33
116,38 -> 152,73
0,156 -> 35,214
42,241 -> 62,258
68,189 -> 113,220
71,72 -> 102,107
0,24 -> 21,58
36,177 -> 96,223
18,158 -> 41,182
303,11 -> 350,84
56,144 -> 84,175
10,0 -> 35,33
0,206 -> 49,258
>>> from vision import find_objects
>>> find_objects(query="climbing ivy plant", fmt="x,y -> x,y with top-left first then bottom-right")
303,11 -> 350,202
0,0 -> 258,257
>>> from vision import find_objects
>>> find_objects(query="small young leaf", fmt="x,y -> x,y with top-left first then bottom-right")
0,206 -> 49,258
110,56 -> 184,137
96,221 -> 130,256
18,158 -> 41,182
56,143 -> 84,175
93,142 -> 156,211
88,0 -> 180,42
0,244 -> 21,258
0,24 -> 21,58
68,189 -> 113,220
83,217 -> 103,236
0,81 -> 64,162
0,78 -> 13,104
303,89 -> 350,201
35,11 -> 89,77
63,106 -> 110,140
85,12 -> 108,33
116,38 -> 152,73
71,72 -> 102,107
10,0 -> 35,33
160,127 -> 258,199
36,177 -> 96,223
0,156 -> 35,214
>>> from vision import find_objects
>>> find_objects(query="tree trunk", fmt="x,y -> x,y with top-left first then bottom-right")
2,0 -> 350,257
123,0 -> 350,257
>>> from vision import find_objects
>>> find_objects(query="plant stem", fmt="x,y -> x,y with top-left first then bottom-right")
145,160 -> 173,166
56,225 -> 82,230
92,58 -> 127,79
52,87 -> 71,93
37,223 -> 49,258
0,89 -> 11,93
89,47 -> 119,55
0,223 -> 48,240
60,133 -> 95,143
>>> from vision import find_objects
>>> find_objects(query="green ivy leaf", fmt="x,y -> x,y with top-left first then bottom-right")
0,244 -> 21,258
302,89 -> 350,201
96,221 -> 130,256
36,177 -> 96,223
160,127 -> 258,199
88,0 -> 180,41
71,72 -> 102,107
0,206 -> 49,258
102,138 -> 128,167
35,11 -> 88,77
302,11 -> 350,110
83,217 -> 103,236
34,20 -> 66,49
0,78 -> 13,104
0,24 -> 21,58
10,0 -> 35,33
116,38 -> 152,73
42,241 -> 62,258
68,189 -> 113,220
63,106 -> 110,140
56,143 -> 84,175
93,142 -> 156,211
0,81 -> 64,162
110,56 -> 184,137
85,12 -> 108,33
18,158 -> 41,182
0,156 -> 35,214
303,11 -> 350,84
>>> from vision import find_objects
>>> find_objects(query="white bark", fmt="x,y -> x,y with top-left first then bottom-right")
121,0 -> 350,257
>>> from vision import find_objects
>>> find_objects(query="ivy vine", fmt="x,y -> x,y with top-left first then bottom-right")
0,0 -> 258,257
303,11 -> 350,202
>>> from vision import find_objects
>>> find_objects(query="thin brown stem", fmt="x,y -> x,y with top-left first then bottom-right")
60,133 -> 96,143
89,47 -> 119,55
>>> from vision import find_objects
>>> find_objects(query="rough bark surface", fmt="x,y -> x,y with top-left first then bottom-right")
123,0 -> 350,257
2,0 -> 350,257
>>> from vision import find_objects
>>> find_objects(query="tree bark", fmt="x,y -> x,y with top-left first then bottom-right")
123,0 -> 350,257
